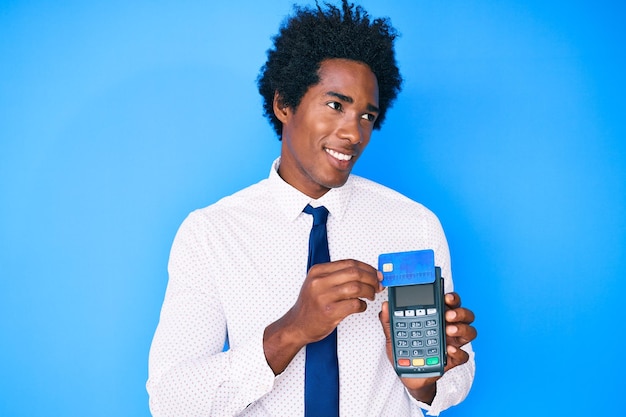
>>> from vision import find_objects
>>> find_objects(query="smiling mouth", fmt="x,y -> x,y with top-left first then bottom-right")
325,148 -> 353,161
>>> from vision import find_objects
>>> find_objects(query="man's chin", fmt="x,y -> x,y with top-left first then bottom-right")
323,175 -> 351,190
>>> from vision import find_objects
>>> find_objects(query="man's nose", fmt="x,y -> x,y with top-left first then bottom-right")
337,117 -> 363,144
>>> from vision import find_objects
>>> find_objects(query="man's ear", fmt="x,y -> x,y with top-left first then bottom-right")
273,91 -> 289,124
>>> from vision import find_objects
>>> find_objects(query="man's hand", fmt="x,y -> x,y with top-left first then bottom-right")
379,292 -> 477,404
264,259 -> 383,374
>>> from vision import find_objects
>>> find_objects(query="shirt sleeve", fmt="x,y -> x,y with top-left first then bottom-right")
412,343 -> 476,416
146,213 -> 276,417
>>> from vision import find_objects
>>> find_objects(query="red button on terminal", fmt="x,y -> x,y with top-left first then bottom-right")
398,358 -> 411,367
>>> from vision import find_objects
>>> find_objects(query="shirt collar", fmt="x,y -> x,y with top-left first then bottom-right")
268,157 -> 353,222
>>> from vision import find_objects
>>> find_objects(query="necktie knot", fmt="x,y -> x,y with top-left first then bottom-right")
303,204 -> 329,227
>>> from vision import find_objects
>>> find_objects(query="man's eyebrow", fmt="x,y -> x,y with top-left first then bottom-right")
326,91 -> 380,113
366,103 -> 380,113
326,91 -> 353,103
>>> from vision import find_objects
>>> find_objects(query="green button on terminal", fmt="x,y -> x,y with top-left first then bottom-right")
426,357 -> 439,366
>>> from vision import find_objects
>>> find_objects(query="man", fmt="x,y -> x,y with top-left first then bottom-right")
147,1 -> 476,416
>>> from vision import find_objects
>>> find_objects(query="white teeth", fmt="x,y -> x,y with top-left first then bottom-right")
325,148 -> 353,161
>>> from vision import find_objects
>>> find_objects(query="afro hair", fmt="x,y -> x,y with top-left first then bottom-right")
257,0 -> 403,139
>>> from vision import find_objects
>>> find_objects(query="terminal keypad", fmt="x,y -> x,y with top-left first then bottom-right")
393,308 -> 441,369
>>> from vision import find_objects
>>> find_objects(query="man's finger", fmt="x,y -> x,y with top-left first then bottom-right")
444,292 -> 461,309
445,345 -> 470,369
445,307 -> 475,324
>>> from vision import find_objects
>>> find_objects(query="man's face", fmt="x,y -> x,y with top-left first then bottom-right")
275,58 -> 380,199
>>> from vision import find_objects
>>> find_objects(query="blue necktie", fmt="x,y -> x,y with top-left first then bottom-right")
303,204 -> 339,417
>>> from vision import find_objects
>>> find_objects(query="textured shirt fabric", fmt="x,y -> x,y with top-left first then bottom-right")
147,158 -> 475,417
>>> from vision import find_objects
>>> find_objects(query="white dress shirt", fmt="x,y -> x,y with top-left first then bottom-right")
147,158 -> 475,416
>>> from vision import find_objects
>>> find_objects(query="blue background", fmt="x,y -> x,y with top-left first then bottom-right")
1,0 -> 624,415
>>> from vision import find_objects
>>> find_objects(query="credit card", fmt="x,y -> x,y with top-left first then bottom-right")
378,249 -> 436,287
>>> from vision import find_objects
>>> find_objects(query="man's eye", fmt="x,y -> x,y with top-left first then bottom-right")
361,113 -> 376,122
327,101 -> 342,111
